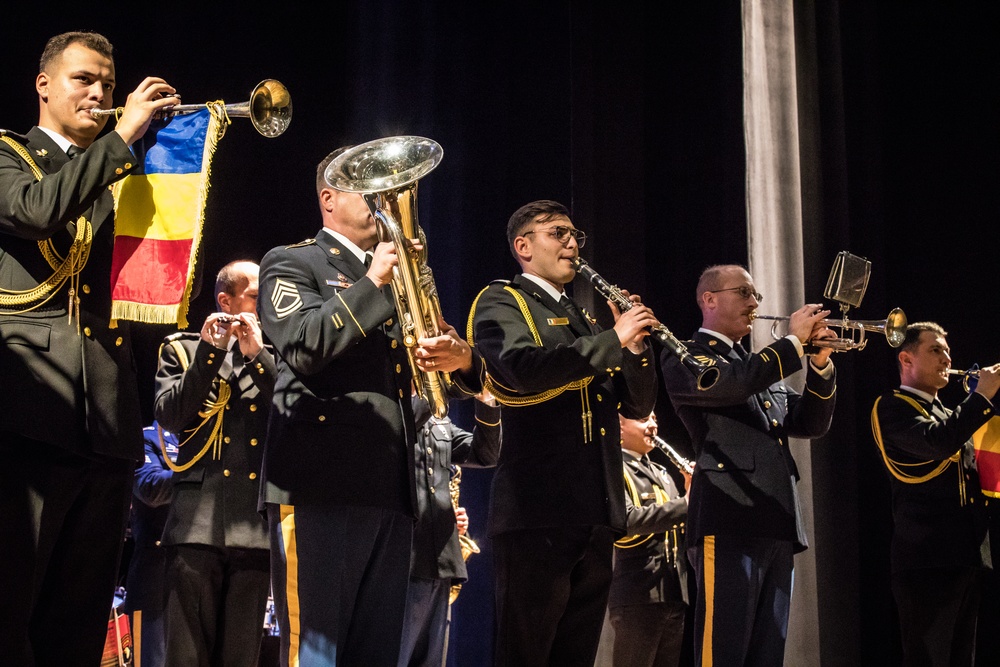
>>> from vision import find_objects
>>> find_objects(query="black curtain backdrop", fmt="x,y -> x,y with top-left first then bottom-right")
5,3 -> 999,664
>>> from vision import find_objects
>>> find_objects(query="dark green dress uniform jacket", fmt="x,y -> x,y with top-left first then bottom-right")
610,454 -> 689,607
871,387 -> 994,573
154,333 -> 275,549
257,231 -> 483,515
0,127 -> 142,459
469,274 -> 657,537
661,332 -> 836,552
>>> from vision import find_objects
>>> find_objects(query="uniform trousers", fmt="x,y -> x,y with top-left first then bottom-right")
892,566 -> 983,667
688,535 -> 793,667
398,577 -> 450,667
608,601 -> 686,667
163,543 -> 271,667
492,525 -> 616,666
267,503 -> 413,667
0,433 -> 133,667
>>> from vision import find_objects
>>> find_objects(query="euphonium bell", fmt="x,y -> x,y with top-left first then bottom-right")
324,136 -> 453,418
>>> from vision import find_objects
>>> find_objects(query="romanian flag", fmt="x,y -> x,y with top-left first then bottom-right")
973,417 -> 1000,497
110,106 -> 227,329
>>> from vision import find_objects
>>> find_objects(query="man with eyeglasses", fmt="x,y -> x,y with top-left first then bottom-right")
659,264 -> 838,666
468,199 -> 658,665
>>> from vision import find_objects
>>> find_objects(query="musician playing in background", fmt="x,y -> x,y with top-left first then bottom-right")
0,30 -> 177,665
257,146 -> 483,666
871,322 -> 1000,667
598,411 -> 691,667
399,388 -> 500,667
659,264 -> 837,667
154,260 -> 274,667
468,199 -> 657,665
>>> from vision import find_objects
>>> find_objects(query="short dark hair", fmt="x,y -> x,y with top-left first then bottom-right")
40,31 -> 113,73
215,260 -> 255,304
316,145 -> 354,197
506,199 -> 570,256
896,321 -> 947,372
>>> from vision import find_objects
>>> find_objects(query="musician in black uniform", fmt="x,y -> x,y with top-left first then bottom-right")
0,31 -> 177,665
154,260 -> 275,666
399,391 -> 500,667
602,411 -> 690,667
468,199 -> 658,665
123,423 -> 178,667
660,264 -> 837,667
871,322 -> 1000,667
257,146 -> 483,666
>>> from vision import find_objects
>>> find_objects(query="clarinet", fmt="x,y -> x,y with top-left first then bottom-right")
652,435 -> 695,475
572,258 -> 720,391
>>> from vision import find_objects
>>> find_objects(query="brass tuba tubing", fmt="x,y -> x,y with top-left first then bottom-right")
325,136 -> 452,418
572,258 -> 720,391
90,79 -> 292,138
750,307 -> 907,351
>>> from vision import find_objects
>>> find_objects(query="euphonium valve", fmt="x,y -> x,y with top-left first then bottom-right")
325,136 -> 453,418
572,258 -> 720,391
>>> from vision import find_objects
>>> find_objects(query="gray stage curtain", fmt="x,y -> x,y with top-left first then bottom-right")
742,1 -> 820,665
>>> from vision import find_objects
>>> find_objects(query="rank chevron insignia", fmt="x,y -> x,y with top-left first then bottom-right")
271,279 -> 303,319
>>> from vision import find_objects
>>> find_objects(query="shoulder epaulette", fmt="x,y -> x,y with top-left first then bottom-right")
285,238 -> 317,249
165,331 -> 188,342
489,278 -> 510,286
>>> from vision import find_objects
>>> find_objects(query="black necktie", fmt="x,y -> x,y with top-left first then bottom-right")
364,252 -> 373,269
560,295 -> 588,330
733,342 -> 750,359
66,145 -> 84,159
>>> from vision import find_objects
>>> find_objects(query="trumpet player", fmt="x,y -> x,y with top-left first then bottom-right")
599,411 -> 691,667
659,264 -> 837,667
256,147 -> 484,667
870,322 -> 1000,667
0,31 -> 177,665
467,199 -> 657,666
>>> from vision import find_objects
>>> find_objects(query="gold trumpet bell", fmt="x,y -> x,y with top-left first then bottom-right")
228,79 -> 293,138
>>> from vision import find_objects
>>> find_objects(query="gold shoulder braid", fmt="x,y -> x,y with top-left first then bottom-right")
871,392 -> 965,500
467,283 -> 597,441
157,338 -> 233,473
0,135 -> 93,331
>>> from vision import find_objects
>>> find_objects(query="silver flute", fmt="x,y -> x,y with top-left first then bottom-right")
651,435 -> 695,475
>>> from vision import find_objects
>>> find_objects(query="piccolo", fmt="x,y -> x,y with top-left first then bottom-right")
572,257 -> 720,391
652,435 -> 695,475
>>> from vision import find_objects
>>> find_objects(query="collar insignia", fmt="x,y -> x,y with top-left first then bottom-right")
36,148 -> 48,157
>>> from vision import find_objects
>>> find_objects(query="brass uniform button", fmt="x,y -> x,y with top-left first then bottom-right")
250,404 -> 257,412
391,340 -> 398,349
115,337 -> 123,346
318,415 -> 326,422
82,284 -> 90,294
764,400 -> 772,409
83,327 -> 92,337
224,436 -> 231,444
250,438 -> 258,446
223,470 -> 231,477
249,472 -> 257,480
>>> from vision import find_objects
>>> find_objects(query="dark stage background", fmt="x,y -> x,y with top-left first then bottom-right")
5,3 -> 1000,664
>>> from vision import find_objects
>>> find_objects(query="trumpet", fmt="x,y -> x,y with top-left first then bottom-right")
652,435 -> 695,475
749,307 -> 907,352
572,258 -> 720,391
90,79 -> 292,137
949,365 -> 980,393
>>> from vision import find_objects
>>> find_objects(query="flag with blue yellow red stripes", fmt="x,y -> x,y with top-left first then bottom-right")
110,106 -> 226,329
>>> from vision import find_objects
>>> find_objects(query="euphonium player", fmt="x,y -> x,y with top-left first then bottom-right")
659,264 -> 837,667
871,322 -> 1000,667
257,146 -> 486,666
468,200 -> 657,666
400,386 -> 499,667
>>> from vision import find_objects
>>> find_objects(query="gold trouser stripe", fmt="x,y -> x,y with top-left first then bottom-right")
134,610 -> 142,667
279,504 -> 301,667
702,535 -> 716,666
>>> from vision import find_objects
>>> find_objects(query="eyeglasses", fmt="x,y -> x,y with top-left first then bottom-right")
523,225 -> 587,248
709,286 -> 763,302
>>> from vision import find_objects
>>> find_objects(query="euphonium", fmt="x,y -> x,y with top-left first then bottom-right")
325,136 -> 453,418
448,465 -> 480,605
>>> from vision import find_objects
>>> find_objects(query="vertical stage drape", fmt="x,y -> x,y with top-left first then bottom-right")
110,107 -> 227,329
742,1 -> 820,665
